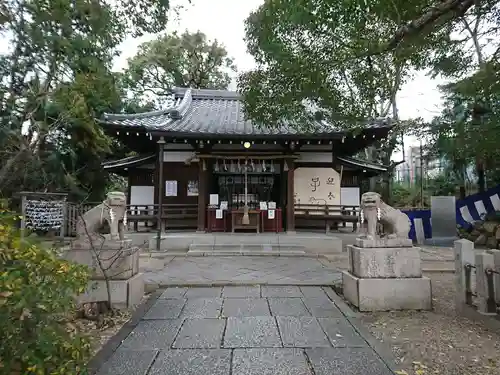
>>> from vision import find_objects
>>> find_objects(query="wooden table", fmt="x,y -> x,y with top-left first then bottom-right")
260,208 -> 283,233
231,209 -> 260,233
206,208 -> 228,232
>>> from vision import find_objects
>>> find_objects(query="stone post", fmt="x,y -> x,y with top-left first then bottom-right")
489,249 -> 500,305
454,239 -> 475,311
475,251 -> 496,315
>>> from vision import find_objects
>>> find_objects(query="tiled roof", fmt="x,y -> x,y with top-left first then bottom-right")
101,88 -> 393,136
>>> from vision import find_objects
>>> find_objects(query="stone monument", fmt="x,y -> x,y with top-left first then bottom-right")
342,192 -> 432,311
425,196 -> 458,246
64,191 -> 144,309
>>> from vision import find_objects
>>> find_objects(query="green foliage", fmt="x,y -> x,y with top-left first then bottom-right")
0,0 -> 174,200
240,0 -> 500,198
238,0 -> 454,129
0,205 -> 91,374
392,170 -> 463,208
124,31 -> 237,106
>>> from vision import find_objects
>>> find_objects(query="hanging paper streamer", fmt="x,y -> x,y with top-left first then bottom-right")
24,199 -> 65,230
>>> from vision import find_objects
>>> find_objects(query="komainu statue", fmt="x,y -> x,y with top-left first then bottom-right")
75,191 -> 128,242
360,192 -> 411,239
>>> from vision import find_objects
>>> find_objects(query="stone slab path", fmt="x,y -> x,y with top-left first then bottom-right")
96,286 -> 393,375
143,256 -> 342,286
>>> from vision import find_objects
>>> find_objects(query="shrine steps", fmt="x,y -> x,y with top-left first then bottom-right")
142,232 -> 343,254
187,243 -> 307,256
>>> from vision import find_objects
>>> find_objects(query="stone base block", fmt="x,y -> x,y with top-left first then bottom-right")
139,253 -> 169,271
77,273 -> 144,309
148,234 -> 198,251
72,238 -> 132,250
342,271 -> 432,311
348,245 -> 422,278
280,235 -> 343,254
64,242 -> 139,280
355,237 -> 413,248
424,237 -> 458,247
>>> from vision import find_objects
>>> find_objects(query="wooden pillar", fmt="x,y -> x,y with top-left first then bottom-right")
156,137 -> 165,250
285,158 -> 295,233
197,158 -> 208,232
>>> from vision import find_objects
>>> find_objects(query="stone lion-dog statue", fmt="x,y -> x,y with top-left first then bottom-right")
360,192 -> 411,239
75,191 -> 128,242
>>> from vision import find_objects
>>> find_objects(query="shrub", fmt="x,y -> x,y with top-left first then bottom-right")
0,205 -> 92,374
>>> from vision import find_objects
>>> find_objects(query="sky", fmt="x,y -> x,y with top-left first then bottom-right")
113,0 -> 446,161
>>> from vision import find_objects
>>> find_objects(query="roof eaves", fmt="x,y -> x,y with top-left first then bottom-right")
102,107 -> 175,121
337,156 -> 389,172
102,154 -> 156,169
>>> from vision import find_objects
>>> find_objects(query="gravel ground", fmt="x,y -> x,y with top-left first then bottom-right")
360,273 -> 500,375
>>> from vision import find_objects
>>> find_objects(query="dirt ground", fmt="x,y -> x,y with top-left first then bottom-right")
360,272 -> 500,375
76,295 -> 150,356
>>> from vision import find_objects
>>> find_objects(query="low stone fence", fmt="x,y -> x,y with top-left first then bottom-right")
455,239 -> 500,322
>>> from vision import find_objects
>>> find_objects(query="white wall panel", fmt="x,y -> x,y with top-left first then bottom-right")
297,152 -> 332,163
163,151 -> 196,162
340,187 -> 360,206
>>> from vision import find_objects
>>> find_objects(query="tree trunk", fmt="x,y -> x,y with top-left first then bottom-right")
477,159 -> 485,193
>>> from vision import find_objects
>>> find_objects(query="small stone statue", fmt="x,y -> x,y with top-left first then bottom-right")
75,191 -> 128,242
360,192 -> 411,239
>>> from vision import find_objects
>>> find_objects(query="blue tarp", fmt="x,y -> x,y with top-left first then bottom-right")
402,185 -> 500,240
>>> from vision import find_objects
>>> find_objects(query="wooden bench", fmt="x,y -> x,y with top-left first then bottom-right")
294,204 -> 359,233
127,204 -> 198,231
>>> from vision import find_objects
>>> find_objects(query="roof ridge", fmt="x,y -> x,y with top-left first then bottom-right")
172,87 -> 241,100
170,88 -> 193,119
103,89 -> 195,121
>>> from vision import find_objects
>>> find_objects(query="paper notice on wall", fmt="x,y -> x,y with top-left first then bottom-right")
215,209 -> 223,219
259,201 -> 268,210
268,209 -> 275,219
220,201 -> 228,210
209,194 -> 219,206
268,201 -> 276,209
187,180 -> 198,196
165,180 -> 177,197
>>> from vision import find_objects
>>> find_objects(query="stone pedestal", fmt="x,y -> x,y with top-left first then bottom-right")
65,239 -> 139,280
66,238 -> 144,309
77,273 -> 144,309
342,238 -> 432,311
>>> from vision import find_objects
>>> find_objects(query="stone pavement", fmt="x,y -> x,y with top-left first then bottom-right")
96,286 -> 394,375
143,256 -> 342,287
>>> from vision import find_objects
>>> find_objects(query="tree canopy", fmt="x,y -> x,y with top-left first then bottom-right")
0,0 -> 174,200
238,0 -> 482,127
239,0 -> 500,195
124,31 -> 236,105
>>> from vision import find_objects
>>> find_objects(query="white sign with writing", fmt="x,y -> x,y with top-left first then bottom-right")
220,201 -> 228,210
268,209 -> 275,219
294,167 -> 341,206
209,194 -> 219,206
215,209 -> 223,219
259,201 -> 268,210
268,201 -> 276,209
165,180 -> 178,197
187,180 -> 199,196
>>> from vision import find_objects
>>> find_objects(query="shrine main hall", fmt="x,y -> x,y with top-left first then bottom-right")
100,88 -> 392,234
